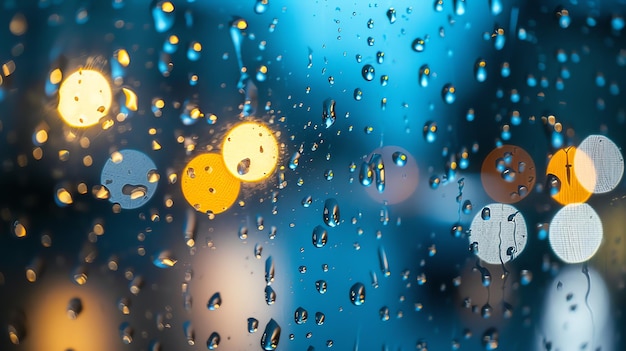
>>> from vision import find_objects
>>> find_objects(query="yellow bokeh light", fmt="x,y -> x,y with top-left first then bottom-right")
57,69 -> 112,127
235,19 -> 248,30
49,68 -> 62,85
161,1 -> 174,12
122,87 -> 138,111
222,121 -> 279,182
181,153 -> 241,214
546,146 -> 595,205
116,49 -> 130,67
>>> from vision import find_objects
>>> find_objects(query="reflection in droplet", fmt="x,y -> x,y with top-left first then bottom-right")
322,98 -> 336,128
248,317 -> 259,333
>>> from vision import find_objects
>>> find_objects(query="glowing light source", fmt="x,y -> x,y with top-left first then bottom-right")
546,146 -> 595,205
181,153 -> 241,214
468,203 -> 528,264
57,69 -> 112,127
549,203 -> 602,263
481,145 -> 536,203
574,135 -> 624,194
221,121 -> 279,182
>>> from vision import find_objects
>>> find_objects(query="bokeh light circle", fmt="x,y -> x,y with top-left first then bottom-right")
546,147 -> 595,205
221,121 -> 279,182
575,135 -> 624,194
481,145 -> 536,204
57,69 -> 112,127
363,146 -> 419,204
549,203 -> 603,263
181,153 -> 241,214
100,149 -> 158,210
468,203 -> 528,264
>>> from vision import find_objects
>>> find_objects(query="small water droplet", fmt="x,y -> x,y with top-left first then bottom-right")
265,286 -> 276,305
379,306 -> 390,321
294,307 -> 308,324
207,292 -> 222,310
481,207 -> 491,220
442,84 -> 456,104
387,8 -> 397,23
482,327 -> 499,350
419,64 -> 430,87
412,38 -> 425,52
312,225 -> 328,248
323,198 -> 340,227
237,158 -> 251,175
206,332 -> 220,349
265,256 -> 275,284
392,151 -> 407,166
260,319 -> 281,350
322,98 -> 336,128
316,280 -> 328,294
248,317 -> 259,333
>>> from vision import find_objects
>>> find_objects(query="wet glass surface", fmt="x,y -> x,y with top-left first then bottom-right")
0,1 -> 625,350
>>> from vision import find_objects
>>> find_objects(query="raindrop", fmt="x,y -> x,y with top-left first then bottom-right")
237,158 -> 251,175
294,307 -> 308,324
301,195 -> 313,208
265,256 -> 275,284
361,64 -> 375,81
119,322 -> 133,344
462,200 -> 472,214
248,318 -> 259,333
376,51 -> 385,64
207,292 -> 222,310
254,243 -> 263,259
323,198 -> 340,227
265,286 -> 276,305
183,320 -> 194,344
353,88 -> 363,101
547,174 -> 561,196
442,84 -> 456,104
260,319 -> 281,350
312,226 -> 328,248
207,332 -> 220,350
315,280 -> 328,294
315,311 -> 325,325
409,36 -> 426,53
481,207 -> 491,220
254,0 -> 269,14
322,98 -> 336,128
349,282 -> 366,306
429,175 -> 441,189
392,151 -> 407,166
475,58 -> 487,82
378,246 -> 390,277
151,1 -> 175,33
387,8 -> 397,23
481,303 -> 492,319
423,121 -> 437,143
482,327 -> 499,350
66,297 -> 82,319
379,306 -> 390,321
418,65 -> 430,87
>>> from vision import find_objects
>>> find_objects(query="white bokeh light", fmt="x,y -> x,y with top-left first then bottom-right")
574,135 -> 624,194
549,203 -> 603,263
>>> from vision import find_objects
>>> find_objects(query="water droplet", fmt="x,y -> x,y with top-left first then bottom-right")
153,250 -> 177,268
312,225 -> 328,248
454,0 -> 466,15
392,151 -> 407,166
66,297 -> 82,319
429,175 -> 441,189
367,18 -> 374,28
489,0 -> 502,15
442,84 -> 456,104
353,88 -> 363,101
119,322 -> 133,344
376,51 -> 385,64
418,64 -> 430,87
361,64 -> 375,81
378,246 -> 390,277
349,282 -> 366,306
254,243 -> 263,259
387,8 -> 397,23
294,307 -> 308,324
379,306 -> 390,321
301,195 -> 313,207
323,198 -> 340,227
314,311 -> 325,325
207,332 -> 220,350
481,303 -> 492,319
237,158 -> 251,175
462,200 -> 472,214
481,207 -> 491,220
412,38 -> 425,52
482,327 -> 499,350
520,270 -> 533,285
322,98 -> 336,128
264,285 -> 276,305
422,121 -> 438,143
547,174 -> 561,196
434,0 -> 444,12
248,317 -> 259,333
265,256 -> 275,284
151,1 -> 175,33
260,319 -> 281,350
207,292 -> 222,310
475,58 -> 487,82
555,7 -> 570,29
316,280 -> 327,294
254,0 -> 269,14
13,220 -> 27,238
501,168 -> 516,182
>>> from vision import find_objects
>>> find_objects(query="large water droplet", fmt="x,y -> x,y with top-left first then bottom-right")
294,307 -> 308,324
362,64 -> 375,81
260,319 -> 281,350
412,38 -> 425,52
207,332 -> 220,350
322,98 -> 336,128
442,84 -> 456,104
265,256 -> 275,285
387,8 -> 397,23
349,282 -> 366,306
312,225 -> 328,248
207,292 -> 222,310
264,285 -> 276,305
323,198 -> 340,227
